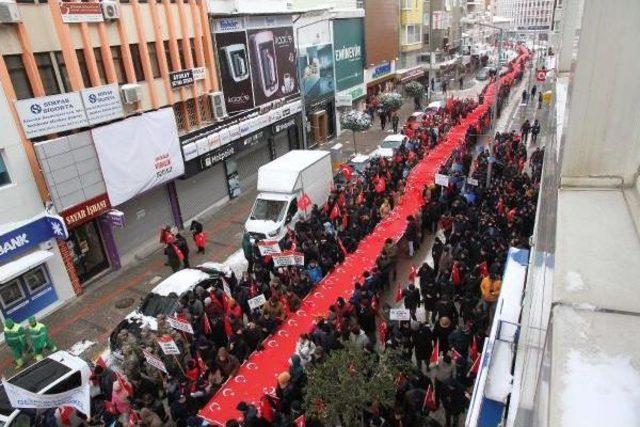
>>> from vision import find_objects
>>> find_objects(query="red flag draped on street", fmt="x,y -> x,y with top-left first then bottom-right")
429,339 -> 440,367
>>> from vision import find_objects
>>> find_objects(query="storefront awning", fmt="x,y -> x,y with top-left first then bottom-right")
0,213 -> 68,264
0,250 -> 53,284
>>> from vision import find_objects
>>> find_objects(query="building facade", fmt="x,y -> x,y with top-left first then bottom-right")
492,0 -> 558,32
399,0 -> 424,68
363,0 -> 400,97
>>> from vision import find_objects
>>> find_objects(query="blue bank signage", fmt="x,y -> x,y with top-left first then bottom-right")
0,214 -> 69,263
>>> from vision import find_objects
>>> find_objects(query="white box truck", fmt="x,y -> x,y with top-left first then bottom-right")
245,150 -> 333,242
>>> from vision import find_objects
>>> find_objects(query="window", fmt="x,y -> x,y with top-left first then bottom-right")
0,151 -> 11,187
23,266 -> 49,294
92,48 -> 108,84
129,44 -> 145,81
75,49 -> 93,88
34,52 -> 61,96
0,279 -> 24,308
4,55 -> 33,100
402,0 -> 415,9
147,42 -> 161,78
177,41 -> 186,69
164,40 -> 177,70
55,52 -> 71,92
404,25 -> 421,44
110,46 -> 127,84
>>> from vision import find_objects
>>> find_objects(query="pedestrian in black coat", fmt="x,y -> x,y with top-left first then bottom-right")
413,323 -> 434,372
402,283 -> 421,320
441,379 -> 468,427
175,233 -> 191,268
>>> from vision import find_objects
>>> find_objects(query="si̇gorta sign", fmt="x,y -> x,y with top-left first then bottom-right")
14,85 -> 125,139
0,213 -> 68,263
2,379 -> 91,416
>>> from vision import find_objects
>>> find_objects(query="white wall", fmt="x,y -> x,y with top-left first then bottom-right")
0,86 -> 44,224
560,0 -> 640,185
209,0 -> 290,14
294,15 -> 332,47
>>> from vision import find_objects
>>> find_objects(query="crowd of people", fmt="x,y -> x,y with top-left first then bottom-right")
26,51 -> 539,427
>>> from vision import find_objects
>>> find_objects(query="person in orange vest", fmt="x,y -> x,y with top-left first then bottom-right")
480,271 -> 502,318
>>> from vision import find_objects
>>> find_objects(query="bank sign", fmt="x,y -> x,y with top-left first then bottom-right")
0,214 -> 68,263
333,18 -> 365,92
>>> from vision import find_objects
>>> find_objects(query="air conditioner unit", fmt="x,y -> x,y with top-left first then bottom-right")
121,84 -> 142,104
0,1 -> 22,24
101,1 -> 119,20
209,92 -> 227,121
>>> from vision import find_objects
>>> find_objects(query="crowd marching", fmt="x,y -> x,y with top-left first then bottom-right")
8,50 -> 543,427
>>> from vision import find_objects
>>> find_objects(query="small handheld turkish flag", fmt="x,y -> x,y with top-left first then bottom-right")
422,384 -> 438,411
469,335 -> 479,361
467,354 -> 481,377
339,164 -> 353,181
395,282 -> 404,302
408,265 -> 417,282
429,339 -> 440,367
297,193 -> 312,211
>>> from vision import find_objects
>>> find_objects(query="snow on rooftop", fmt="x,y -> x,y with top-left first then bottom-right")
562,349 -> 640,426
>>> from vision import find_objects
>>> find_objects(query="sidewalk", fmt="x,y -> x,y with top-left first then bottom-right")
0,78 -> 488,375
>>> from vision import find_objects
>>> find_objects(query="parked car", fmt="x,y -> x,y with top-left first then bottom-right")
334,153 -> 371,187
0,351 -> 91,426
371,134 -> 409,158
425,100 -> 445,112
109,263 -> 233,355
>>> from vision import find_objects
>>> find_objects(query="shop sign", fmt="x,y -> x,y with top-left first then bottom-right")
80,84 -> 124,126
273,118 -> 296,133
372,62 -> 392,79
348,84 -> 366,100
333,18 -> 365,92
169,69 -> 195,89
201,145 -> 236,169
298,42 -> 335,103
60,194 -> 111,228
213,17 -> 246,33
60,2 -> 104,23
192,67 -> 206,82
105,209 -> 125,227
182,142 -> 198,161
335,94 -> 352,107
15,93 -> 89,139
242,131 -> 264,149
0,213 -> 68,263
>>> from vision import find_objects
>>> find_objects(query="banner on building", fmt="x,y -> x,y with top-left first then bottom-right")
81,84 -> 125,125
298,43 -> 334,102
333,18 -> 365,92
2,379 -> 91,416
91,108 -> 185,206
247,26 -> 299,106
60,2 -> 104,23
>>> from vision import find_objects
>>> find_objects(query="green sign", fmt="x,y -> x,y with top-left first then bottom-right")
333,18 -> 365,92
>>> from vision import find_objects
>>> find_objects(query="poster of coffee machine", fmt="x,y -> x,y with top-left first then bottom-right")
216,30 -> 255,113
247,26 -> 299,106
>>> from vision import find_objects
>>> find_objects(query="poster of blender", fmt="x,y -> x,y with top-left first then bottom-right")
247,26 -> 299,106
298,43 -> 335,101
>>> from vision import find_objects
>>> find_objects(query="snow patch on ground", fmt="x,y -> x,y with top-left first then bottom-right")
565,271 -> 585,292
224,249 -> 248,277
562,350 -> 640,427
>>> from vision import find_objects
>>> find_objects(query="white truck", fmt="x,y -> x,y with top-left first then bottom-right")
245,150 -> 333,243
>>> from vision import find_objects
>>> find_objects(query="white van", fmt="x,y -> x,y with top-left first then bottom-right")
245,150 -> 333,243
0,351 -> 91,426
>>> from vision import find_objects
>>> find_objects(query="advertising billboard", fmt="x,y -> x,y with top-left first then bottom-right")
298,43 -> 334,102
215,30 -> 256,113
333,18 -> 365,92
247,26 -> 299,106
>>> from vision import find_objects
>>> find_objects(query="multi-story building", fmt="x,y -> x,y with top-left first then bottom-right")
363,0 -> 400,97
399,0 -> 424,68
492,0 -> 558,32
0,0 -> 219,324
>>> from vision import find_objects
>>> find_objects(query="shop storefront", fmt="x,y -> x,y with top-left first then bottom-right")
90,108 -> 185,262
59,194 -> 115,284
365,61 -> 398,96
0,213 -> 74,323
34,134 -> 119,284
305,96 -> 335,147
179,101 -> 303,221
